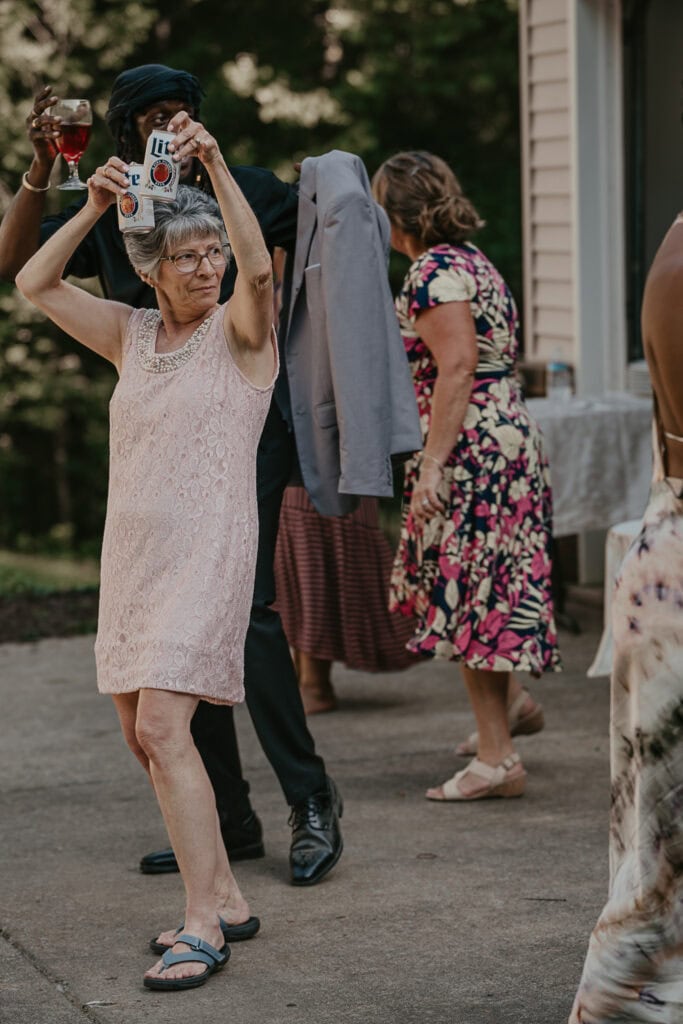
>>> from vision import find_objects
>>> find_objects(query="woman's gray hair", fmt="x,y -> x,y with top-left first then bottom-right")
123,184 -> 230,281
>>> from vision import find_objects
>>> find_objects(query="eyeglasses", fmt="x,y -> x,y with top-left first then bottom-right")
160,244 -> 229,274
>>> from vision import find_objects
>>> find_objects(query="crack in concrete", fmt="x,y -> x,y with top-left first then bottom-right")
0,925 -> 105,1022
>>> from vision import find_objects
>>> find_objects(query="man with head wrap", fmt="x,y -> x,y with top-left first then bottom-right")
0,65 -> 343,888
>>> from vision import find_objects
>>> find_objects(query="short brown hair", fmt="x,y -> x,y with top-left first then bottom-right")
372,151 -> 484,247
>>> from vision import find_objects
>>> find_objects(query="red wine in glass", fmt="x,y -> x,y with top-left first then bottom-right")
57,122 -> 92,162
50,98 -> 93,190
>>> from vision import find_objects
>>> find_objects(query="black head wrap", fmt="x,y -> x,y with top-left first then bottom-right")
105,64 -> 204,160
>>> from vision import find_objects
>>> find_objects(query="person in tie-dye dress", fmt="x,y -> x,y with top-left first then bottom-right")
372,151 -> 560,801
569,216 -> 683,1023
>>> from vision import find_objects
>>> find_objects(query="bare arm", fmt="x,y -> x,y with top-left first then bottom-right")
0,85 -> 62,282
15,158 -> 133,370
167,114 -> 274,376
410,302 -> 479,523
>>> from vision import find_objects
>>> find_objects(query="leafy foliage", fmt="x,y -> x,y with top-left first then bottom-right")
0,0 -> 156,194
0,0 -> 154,552
0,288 -> 115,552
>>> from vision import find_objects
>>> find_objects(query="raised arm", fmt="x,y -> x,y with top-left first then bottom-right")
14,157 -> 133,370
167,114 -> 274,370
0,86 -> 64,282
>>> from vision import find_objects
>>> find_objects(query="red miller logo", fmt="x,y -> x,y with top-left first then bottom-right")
151,159 -> 172,184
119,192 -> 139,217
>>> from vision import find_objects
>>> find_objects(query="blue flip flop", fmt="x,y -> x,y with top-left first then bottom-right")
149,915 -> 260,955
143,933 -> 229,991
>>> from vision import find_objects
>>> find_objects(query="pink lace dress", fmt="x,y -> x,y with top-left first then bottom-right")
94,306 -> 277,705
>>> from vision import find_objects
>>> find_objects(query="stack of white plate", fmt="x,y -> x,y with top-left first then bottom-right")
627,359 -> 651,398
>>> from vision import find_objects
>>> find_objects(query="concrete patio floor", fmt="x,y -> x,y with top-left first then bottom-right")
0,602 -> 609,1024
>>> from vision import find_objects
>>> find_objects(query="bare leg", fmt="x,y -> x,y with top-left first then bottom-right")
462,667 -> 514,766
506,675 -> 541,717
455,672 -> 544,756
154,811 -> 251,951
212,813 -> 251,923
507,673 -> 524,705
297,651 -> 337,714
133,689 -> 242,983
427,667 -> 525,800
112,691 -> 149,774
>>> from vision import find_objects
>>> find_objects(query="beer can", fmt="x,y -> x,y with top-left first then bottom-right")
140,129 -> 179,203
117,163 -> 155,234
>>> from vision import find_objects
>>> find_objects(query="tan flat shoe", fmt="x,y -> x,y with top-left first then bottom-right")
426,753 -> 526,801
455,689 -> 544,757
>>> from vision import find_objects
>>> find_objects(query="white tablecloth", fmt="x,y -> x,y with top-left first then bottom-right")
527,393 -> 653,537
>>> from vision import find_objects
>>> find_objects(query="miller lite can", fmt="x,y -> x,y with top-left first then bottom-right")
117,163 -> 155,234
140,129 -> 179,203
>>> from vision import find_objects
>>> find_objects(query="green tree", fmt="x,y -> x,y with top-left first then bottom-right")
0,0 -> 156,551
0,289 -> 113,552
327,0 -> 521,297
0,0 -> 157,193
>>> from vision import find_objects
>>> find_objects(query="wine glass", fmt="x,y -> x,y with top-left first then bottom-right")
50,99 -> 92,190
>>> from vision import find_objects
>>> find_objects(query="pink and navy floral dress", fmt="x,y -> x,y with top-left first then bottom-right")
391,242 -> 561,675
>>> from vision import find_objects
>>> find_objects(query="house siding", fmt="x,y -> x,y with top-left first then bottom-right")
519,0 -> 574,364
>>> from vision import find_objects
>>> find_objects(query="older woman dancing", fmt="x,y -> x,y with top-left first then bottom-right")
372,151 -> 561,801
16,113 -> 276,990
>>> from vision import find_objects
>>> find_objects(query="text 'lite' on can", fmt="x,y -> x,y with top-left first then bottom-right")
117,163 -> 155,234
140,130 -> 179,203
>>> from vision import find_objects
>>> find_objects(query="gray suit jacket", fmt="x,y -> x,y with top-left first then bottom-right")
283,150 -> 422,516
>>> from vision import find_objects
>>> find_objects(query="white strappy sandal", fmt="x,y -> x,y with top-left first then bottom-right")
426,752 -> 526,801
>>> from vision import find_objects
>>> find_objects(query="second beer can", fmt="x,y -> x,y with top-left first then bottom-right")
140,129 -> 179,203
117,163 -> 155,234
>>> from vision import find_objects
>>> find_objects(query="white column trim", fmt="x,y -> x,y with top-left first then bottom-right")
570,0 -> 627,396
518,0 -> 534,361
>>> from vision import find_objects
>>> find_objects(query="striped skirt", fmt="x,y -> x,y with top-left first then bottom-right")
274,487 -> 417,672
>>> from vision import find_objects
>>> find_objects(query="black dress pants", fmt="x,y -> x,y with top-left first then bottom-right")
190,403 -> 327,821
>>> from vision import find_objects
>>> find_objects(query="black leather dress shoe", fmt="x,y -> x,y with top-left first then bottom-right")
289,777 -> 343,886
139,811 -> 265,874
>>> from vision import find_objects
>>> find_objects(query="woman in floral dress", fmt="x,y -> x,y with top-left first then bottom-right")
372,151 -> 560,801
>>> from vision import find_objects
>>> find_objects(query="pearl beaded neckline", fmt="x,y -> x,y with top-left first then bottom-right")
136,308 -> 220,374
